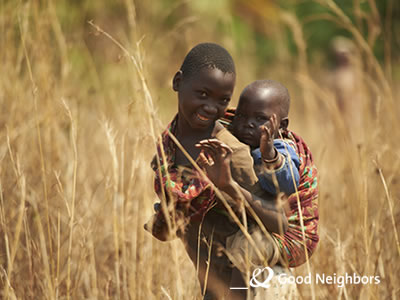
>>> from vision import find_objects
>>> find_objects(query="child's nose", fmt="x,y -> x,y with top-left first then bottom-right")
203,103 -> 218,115
245,118 -> 256,128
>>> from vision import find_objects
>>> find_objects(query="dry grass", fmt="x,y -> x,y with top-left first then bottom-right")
0,0 -> 399,299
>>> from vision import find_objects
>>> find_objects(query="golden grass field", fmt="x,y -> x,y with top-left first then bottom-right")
0,0 -> 399,299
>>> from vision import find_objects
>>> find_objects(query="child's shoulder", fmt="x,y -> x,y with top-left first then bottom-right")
214,123 -> 250,153
274,137 -> 297,153
281,130 -> 311,151
283,130 -> 316,170
214,123 -> 258,188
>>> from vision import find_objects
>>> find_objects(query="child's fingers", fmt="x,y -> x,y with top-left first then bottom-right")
264,125 -> 272,139
270,114 -> 275,127
272,115 -> 280,133
199,139 -> 225,149
208,140 -> 233,155
198,144 -> 217,158
199,139 -> 233,158
198,138 -> 221,146
201,138 -> 220,143
268,115 -> 274,128
197,140 -> 218,154
197,151 -> 212,168
259,125 -> 268,141
205,143 -> 232,160
260,125 -> 266,134
216,145 -> 232,159
271,114 -> 279,134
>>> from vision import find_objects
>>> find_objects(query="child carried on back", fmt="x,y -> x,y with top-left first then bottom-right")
200,79 -> 319,273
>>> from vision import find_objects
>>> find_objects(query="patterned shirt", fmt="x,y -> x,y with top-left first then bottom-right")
271,130 -> 319,267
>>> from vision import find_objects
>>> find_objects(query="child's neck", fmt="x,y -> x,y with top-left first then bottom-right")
174,118 -> 224,166
175,118 -> 216,142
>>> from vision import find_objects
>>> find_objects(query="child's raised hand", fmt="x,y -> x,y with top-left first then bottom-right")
260,114 -> 279,161
195,139 -> 234,189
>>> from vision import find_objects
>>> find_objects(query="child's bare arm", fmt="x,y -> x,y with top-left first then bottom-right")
260,113 -> 282,168
258,114 -> 300,195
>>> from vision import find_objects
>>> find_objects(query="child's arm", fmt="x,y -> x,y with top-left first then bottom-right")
258,115 -> 300,195
196,139 -> 288,234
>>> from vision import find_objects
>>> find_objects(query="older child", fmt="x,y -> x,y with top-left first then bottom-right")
145,44 -> 287,299
201,80 -> 319,271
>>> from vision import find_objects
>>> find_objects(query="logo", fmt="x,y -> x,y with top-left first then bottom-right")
230,267 -> 381,290
230,267 -> 274,290
250,267 -> 274,288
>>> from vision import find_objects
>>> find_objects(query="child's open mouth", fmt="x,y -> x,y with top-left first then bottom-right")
196,113 -> 210,122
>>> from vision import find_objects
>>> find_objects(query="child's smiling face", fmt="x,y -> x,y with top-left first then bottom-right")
173,67 -> 235,131
232,86 -> 284,149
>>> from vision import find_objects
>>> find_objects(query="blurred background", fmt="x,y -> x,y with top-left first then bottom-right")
1,0 -> 399,299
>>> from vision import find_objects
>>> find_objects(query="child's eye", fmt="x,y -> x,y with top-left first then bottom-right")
256,116 -> 268,122
199,91 -> 207,98
221,98 -> 230,104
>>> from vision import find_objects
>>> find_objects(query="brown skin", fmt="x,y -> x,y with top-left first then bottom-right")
151,76 -> 289,299
172,68 -> 235,165
150,82 -> 291,238
196,139 -> 288,234
232,84 -> 289,161
170,68 -> 248,300
195,84 -> 293,235
145,67 -> 235,242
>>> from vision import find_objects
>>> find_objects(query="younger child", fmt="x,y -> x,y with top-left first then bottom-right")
233,79 -> 319,270
201,79 -> 319,272
232,80 -> 301,198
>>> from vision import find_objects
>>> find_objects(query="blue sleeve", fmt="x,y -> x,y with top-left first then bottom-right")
252,140 -> 300,195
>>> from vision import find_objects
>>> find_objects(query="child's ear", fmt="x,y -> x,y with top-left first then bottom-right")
172,71 -> 183,92
280,117 -> 289,130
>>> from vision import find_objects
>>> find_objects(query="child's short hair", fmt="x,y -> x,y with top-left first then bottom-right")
245,79 -> 291,117
180,43 -> 236,79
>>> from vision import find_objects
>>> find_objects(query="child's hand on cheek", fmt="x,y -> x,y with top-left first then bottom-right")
195,139 -> 234,190
260,114 -> 279,161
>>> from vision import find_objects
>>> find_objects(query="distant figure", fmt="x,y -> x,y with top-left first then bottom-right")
329,36 -> 364,143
